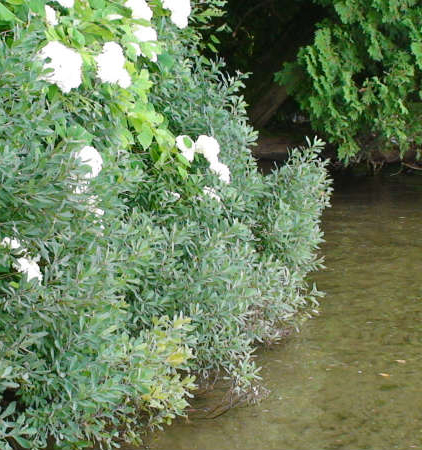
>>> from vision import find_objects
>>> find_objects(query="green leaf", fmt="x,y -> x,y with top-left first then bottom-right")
3,0 -> 24,5
157,52 -> 175,71
67,124 -> 94,144
154,128 -> 174,147
183,136 -> 193,149
175,153 -> 190,166
13,436 -> 31,449
80,22 -> 114,40
210,34 -> 220,44
177,166 -> 188,179
71,28 -> 86,46
166,351 -> 186,366
28,0 -> 44,15
411,42 -> 422,70
137,123 -> 154,150
207,42 -> 218,54
0,401 -> 16,419
0,3 -> 22,22
149,146 -> 160,162
89,0 -> 105,8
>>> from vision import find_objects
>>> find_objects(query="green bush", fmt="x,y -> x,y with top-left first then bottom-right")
276,0 -> 422,161
0,29 -> 195,450
0,1 -> 331,448
144,28 -> 332,380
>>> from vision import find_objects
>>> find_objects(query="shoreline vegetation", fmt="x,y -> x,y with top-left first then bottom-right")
0,1 -> 331,449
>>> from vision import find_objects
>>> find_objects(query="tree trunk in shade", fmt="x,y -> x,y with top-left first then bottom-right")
249,84 -> 288,129
246,7 -> 323,129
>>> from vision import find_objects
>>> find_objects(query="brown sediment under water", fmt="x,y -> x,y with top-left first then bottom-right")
148,174 -> 422,450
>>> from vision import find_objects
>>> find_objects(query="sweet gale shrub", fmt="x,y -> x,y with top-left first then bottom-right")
147,32 -> 332,381
0,1 -> 331,449
0,26 -> 195,450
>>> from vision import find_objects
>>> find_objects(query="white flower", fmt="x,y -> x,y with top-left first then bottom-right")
125,0 -> 153,20
96,42 -> 132,88
39,41 -> 83,93
170,191 -> 181,200
162,0 -> 191,28
74,146 -> 103,179
131,44 -> 158,62
87,195 -> 99,205
92,207 -> 104,217
132,25 -> 158,61
195,135 -> 220,165
56,0 -> 74,7
74,183 -> 88,194
107,14 -> 123,20
1,237 -> 21,250
210,161 -> 231,184
130,42 -> 142,56
14,257 -> 43,284
134,25 -> 157,42
86,196 -> 104,217
176,135 -> 195,162
2,237 -> 43,284
45,5 -> 58,26
116,70 -> 132,88
203,186 -> 221,202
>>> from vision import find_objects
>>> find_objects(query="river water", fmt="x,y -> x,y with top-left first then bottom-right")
149,174 -> 422,450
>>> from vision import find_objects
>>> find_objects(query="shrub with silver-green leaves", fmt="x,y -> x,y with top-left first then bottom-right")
0,0 -> 331,448
143,31 -> 332,381
0,26 -> 195,450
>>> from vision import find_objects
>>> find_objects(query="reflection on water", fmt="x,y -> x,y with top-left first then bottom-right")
149,175 -> 422,450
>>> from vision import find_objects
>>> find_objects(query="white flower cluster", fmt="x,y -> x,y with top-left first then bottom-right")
170,191 -> 181,200
1,238 -> 43,284
45,5 -> 58,26
1,237 -> 21,250
125,0 -> 159,61
56,0 -> 74,7
87,195 -> 105,218
209,160 -> 230,184
132,25 -> 158,62
107,14 -> 123,20
195,135 -> 220,164
38,0 -> 167,93
14,257 -> 43,284
176,134 -> 231,184
203,186 -> 221,202
176,135 -> 195,162
73,146 -> 105,218
38,41 -> 83,93
125,0 -> 153,20
162,0 -> 191,29
39,40 -> 134,92
74,146 -> 103,179
95,42 -> 132,89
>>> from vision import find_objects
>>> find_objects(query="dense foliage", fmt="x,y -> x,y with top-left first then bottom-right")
0,1 -> 331,448
208,0 -> 422,161
276,0 -> 422,161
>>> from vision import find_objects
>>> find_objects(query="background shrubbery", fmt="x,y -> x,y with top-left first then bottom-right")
207,0 -> 422,163
0,1 -> 331,448
276,0 -> 422,161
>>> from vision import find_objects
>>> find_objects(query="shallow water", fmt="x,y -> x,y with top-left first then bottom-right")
149,174 -> 422,450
